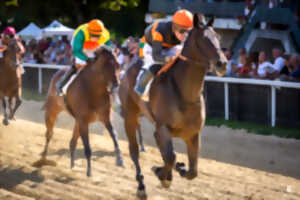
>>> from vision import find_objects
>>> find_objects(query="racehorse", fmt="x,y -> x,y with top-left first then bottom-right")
119,14 -> 227,199
39,46 -> 124,177
0,38 -> 22,125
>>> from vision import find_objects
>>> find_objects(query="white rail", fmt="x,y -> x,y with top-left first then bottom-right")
23,63 -> 300,127
205,76 -> 300,127
23,63 -> 67,94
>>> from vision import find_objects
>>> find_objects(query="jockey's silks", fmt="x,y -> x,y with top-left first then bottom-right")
72,24 -> 110,61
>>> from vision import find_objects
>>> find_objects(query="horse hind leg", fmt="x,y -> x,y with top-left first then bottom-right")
175,134 -> 199,180
41,102 -> 61,159
69,121 -> 80,169
103,119 -> 124,167
125,114 -> 147,200
2,98 -> 9,125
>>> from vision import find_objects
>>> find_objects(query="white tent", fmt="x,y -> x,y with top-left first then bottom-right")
42,20 -> 74,39
18,22 -> 42,39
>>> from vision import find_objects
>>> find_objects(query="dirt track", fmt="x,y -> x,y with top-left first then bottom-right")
0,100 -> 300,200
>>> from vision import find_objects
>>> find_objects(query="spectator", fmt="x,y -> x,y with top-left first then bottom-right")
224,49 -> 238,77
282,55 -> 300,81
271,47 -> 285,79
256,50 -> 274,79
280,54 -> 291,75
236,55 -> 254,78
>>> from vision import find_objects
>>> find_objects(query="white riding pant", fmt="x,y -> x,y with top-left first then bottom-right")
142,43 -> 182,70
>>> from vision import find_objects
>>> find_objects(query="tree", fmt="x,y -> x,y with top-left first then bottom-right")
0,0 -> 148,40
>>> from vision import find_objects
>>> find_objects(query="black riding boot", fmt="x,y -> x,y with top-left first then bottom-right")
56,65 -> 76,96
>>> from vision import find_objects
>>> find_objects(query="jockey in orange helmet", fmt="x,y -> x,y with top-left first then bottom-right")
134,9 -> 193,96
56,19 -> 110,95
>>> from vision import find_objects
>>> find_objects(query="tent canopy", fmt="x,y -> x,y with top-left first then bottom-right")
42,20 -> 74,38
18,22 -> 42,39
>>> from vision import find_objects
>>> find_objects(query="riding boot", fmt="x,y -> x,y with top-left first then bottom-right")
134,68 -> 154,97
56,65 -> 77,96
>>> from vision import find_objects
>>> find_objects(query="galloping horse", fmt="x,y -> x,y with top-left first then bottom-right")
40,46 -> 124,176
0,38 -> 22,125
119,15 -> 227,199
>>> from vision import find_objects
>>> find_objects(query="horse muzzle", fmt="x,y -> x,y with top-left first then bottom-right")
215,60 -> 227,77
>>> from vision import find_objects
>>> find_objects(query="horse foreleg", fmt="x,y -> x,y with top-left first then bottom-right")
70,121 -> 80,169
152,125 -> 175,188
2,98 -> 9,126
125,115 -> 147,200
176,134 -> 199,180
8,95 -> 22,120
79,121 -> 92,177
137,123 -> 146,152
103,119 -> 124,167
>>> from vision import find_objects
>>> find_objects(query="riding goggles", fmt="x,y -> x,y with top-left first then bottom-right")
174,24 -> 191,34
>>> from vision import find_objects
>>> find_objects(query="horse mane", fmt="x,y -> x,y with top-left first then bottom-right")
93,45 -> 114,63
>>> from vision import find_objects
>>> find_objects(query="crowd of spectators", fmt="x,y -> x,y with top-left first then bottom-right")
224,47 -> 300,82
21,36 -> 73,65
19,34 -> 300,82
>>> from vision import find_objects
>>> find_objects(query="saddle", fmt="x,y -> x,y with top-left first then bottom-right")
61,69 -> 82,96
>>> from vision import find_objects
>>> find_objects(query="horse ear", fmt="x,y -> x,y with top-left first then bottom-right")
193,14 -> 199,28
207,16 -> 215,27
193,14 -> 206,28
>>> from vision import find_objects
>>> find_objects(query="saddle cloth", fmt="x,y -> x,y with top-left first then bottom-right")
61,69 -> 82,95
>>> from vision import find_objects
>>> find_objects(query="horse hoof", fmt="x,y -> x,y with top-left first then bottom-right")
70,162 -> 75,169
175,162 -> 185,170
175,162 -> 187,176
87,170 -> 92,177
9,116 -> 16,121
116,158 -> 124,167
161,180 -> 171,188
2,119 -> 9,126
151,166 -> 161,176
136,189 -> 147,200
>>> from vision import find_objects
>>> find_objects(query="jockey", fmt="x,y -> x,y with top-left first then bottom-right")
56,19 -> 110,95
134,9 -> 193,96
0,26 -> 25,66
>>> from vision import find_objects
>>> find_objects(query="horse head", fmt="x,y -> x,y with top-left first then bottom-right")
182,14 -> 227,76
4,38 -> 21,69
93,45 -> 120,90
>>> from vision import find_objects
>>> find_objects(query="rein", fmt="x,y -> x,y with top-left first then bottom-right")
178,54 -> 209,67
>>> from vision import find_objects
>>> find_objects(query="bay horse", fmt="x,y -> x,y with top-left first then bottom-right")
119,15 -> 227,199
40,46 -> 124,177
0,38 -> 22,125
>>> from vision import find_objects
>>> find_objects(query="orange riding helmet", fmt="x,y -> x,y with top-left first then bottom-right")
173,9 -> 193,28
88,19 -> 104,35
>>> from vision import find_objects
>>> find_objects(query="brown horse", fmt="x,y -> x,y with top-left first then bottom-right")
0,38 -> 22,125
119,15 -> 227,199
40,46 -> 124,176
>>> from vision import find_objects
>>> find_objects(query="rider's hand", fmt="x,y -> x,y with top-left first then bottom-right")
165,55 -> 176,63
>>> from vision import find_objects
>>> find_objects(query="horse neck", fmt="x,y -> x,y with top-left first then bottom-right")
172,59 -> 206,103
171,36 -> 207,103
81,62 -> 108,94
3,55 -> 15,71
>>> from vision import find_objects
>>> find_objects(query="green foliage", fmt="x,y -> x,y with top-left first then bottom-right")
0,0 -> 148,39
206,117 -> 300,140
100,0 -> 140,11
